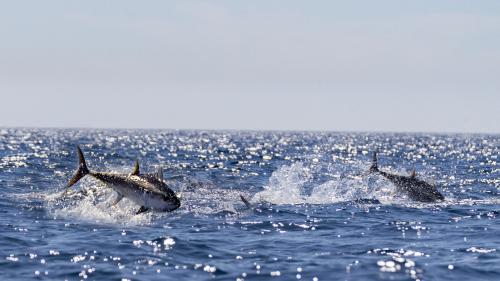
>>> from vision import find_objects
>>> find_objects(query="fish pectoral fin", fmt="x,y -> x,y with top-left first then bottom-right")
131,160 -> 140,175
136,206 -> 149,214
110,193 -> 124,206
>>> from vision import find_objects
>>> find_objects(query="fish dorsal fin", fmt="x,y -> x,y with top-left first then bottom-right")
368,150 -> 379,173
240,195 -> 252,209
410,170 -> 416,178
132,160 -> 140,175
155,166 -> 164,182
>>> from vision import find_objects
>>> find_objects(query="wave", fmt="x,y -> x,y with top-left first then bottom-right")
250,161 -> 494,207
12,160 -> 498,225
36,175 -> 249,225
252,162 -> 397,205
44,182 -> 155,225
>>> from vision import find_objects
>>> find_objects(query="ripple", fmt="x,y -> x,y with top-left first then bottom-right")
0,129 -> 498,281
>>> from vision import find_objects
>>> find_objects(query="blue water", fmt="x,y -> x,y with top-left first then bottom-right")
0,128 -> 499,281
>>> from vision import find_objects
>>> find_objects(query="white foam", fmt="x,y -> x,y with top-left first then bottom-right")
43,181 -> 153,225
253,162 -> 405,205
251,161 -> 500,207
16,160 -> 498,223
253,163 -> 311,205
179,183 -> 246,216
40,175 -> 248,224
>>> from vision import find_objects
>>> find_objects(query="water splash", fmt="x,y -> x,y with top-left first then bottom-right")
43,183 -> 154,225
1,129 -> 499,281
39,175 -> 249,225
253,161 -> 450,206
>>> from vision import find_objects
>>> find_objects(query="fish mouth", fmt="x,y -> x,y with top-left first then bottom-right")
174,196 -> 181,209
435,193 -> 445,201
162,196 -> 181,212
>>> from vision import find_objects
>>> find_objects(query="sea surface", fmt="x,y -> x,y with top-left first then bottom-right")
0,128 -> 499,281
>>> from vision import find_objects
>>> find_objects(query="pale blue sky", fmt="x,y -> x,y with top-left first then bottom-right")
1,1 -> 499,133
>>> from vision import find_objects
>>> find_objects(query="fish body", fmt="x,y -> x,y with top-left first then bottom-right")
369,152 -> 444,202
67,146 -> 180,213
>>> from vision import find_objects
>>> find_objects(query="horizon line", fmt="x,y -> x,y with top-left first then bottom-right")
1,125 -> 498,136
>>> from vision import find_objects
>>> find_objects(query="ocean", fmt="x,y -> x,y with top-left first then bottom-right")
0,128 -> 498,280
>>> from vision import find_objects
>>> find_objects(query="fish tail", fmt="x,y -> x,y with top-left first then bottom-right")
67,146 -> 90,187
369,151 -> 379,173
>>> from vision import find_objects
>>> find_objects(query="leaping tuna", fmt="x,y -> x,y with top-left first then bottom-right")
66,146 -> 181,214
369,151 -> 444,202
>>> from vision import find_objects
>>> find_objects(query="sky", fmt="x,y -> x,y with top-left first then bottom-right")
0,1 -> 499,133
